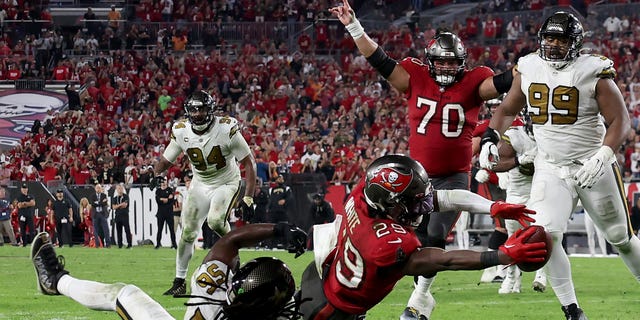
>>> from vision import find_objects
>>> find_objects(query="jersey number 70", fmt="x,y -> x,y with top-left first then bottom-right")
416,97 -> 465,138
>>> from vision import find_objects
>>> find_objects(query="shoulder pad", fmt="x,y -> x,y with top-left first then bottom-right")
216,116 -> 240,138
583,54 -> 616,79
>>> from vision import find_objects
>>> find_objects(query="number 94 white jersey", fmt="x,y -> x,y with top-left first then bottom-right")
517,53 -> 616,166
163,116 -> 252,185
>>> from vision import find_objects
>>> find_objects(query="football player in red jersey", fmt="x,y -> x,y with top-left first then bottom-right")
330,1 -> 516,318
299,155 -> 547,320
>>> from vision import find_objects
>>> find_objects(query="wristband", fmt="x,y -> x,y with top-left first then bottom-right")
345,12 -> 365,39
480,251 -> 500,268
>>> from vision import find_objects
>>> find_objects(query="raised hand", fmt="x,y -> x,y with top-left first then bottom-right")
499,227 -> 547,265
490,200 -> 535,228
329,0 -> 354,26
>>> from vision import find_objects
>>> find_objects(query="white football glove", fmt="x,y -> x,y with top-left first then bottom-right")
516,148 -> 537,166
573,146 -> 614,189
475,169 -> 490,183
497,172 -> 509,190
479,128 -> 500,170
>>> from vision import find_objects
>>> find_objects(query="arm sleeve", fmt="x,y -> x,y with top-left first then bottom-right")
162,139 -> 182,163
435,189 -> 493,214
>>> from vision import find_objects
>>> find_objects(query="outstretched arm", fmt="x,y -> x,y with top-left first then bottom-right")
329,0 -> 410,92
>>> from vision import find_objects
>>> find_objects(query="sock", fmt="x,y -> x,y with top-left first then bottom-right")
407,275 -> 436,316
176,237 -> 195,279
57,274 -> 123,311
546,232 -> 577,307
115,284 -> 174,319
616,235 -> 640,282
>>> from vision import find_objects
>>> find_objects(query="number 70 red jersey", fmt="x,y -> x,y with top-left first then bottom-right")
322,181 -> 421,314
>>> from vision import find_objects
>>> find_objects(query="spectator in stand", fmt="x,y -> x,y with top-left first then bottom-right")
53,189 -> 73,248
0,186 -> 18,246
506,15 -> 522,41
111,183 -> 131,249
16,182 -> 36,247
90,183 -> 110,248
107,5 -> 121,30
603,13 -> 622,39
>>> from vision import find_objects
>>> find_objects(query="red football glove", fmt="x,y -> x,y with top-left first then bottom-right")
498,227 -> 548,265
490,201 -> 536,228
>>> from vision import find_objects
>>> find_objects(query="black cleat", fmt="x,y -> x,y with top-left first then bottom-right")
163,277 -> 186,296
561,303 -> 588,320
31,232 -> 69,295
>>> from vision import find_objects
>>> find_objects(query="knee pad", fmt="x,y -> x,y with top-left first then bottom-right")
488,230 -> 508,250
605,225 -> 631,249
424,236 -> 446,249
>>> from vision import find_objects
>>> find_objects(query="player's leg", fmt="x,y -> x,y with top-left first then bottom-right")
403,173 -> 468,320
499,219 -> 524,294
584,211 -> 597,256
205,183 -> 241,236
166,182 -> 209,295
528,168 -> 582,316
455,211 -> 470,249
31,232 -> 174,319
579,164 -> 640,282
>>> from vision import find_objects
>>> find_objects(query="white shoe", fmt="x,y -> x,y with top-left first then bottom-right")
480,265 -> 498,283
498,266 -> 521,294
532,272 -> 547,293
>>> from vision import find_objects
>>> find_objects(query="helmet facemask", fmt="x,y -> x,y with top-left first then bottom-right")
538,12 -> 584,70
184,91 -> 216,132
425,32 -> 467,86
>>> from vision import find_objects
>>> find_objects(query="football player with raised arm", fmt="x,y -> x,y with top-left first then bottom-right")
330,1 -> 517,318
149,90 -> 257,296
479,12 -> 640,319
31,223 -> 307,320
299,155 -> 548,320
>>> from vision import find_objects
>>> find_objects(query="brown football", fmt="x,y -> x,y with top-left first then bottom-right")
517,225 -> 553,272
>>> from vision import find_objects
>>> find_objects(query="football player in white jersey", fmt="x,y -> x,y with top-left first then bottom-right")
149,90 -> 257,296
479,12 -> 640,319
30,223 -> 307,320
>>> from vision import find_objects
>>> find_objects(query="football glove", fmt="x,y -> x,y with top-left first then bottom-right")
149,175 -> 164,190
479,128 -> 500,170
474,169 -> 490,183
499,227 -> 548,265
573,146 -> 614,189
490,200 -> 536,228
273,223 -> 308,258
239,196 -> 254,221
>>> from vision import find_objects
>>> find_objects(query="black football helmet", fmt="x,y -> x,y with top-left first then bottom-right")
538,11 -> 584,69
364,155 -> 434,226
223,257 -> 296,320
425,32 -> 467,86
184,90 -> 216,132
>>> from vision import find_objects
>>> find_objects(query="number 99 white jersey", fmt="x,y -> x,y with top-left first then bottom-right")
517,53 -> 615,166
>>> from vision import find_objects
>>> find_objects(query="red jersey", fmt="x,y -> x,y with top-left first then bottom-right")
399,58 -> 493,177
323,181 -> 421,314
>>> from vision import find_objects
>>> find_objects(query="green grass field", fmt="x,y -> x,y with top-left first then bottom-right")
1,245 -> 638,319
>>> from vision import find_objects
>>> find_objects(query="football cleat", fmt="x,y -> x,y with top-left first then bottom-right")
561,303 -> 588,320
163,277 -> 186,296
31,232 -> 68,295
399,307 -> 428,320
532,271 -> 547,293
498,266 -> 522,294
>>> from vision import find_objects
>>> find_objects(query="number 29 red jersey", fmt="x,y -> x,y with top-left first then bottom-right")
399,58 -> 494,177
322,181 -> 421,314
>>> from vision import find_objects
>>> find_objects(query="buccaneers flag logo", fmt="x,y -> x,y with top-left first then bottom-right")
369,167 -> 412,194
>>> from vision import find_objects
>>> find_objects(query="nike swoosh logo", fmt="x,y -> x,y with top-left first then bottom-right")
387,238 -> 402,244
504,244 -> 515,249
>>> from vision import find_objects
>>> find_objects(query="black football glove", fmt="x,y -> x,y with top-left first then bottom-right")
273,222 -> 308,258
239,196 -> 254,222
149,176 -> 163,190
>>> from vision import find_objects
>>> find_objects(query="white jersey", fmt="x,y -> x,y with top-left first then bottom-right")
517,53 -> 615,166
163,116 -> 252,186
183,259 -> 231,320
503,124 -> 535,201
